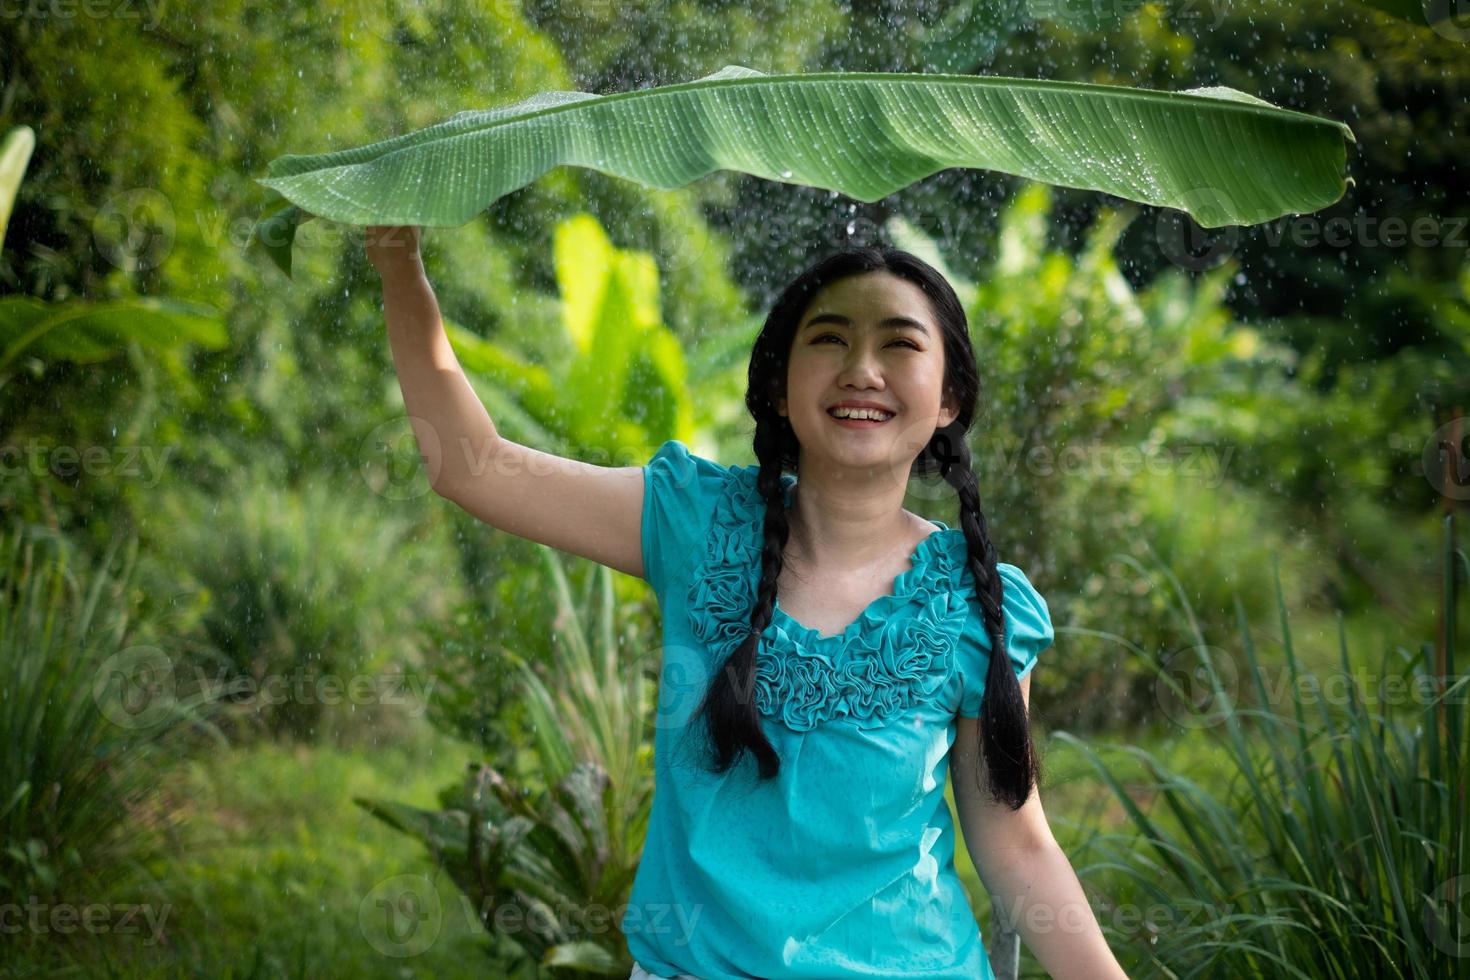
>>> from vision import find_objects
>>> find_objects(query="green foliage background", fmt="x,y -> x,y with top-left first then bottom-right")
1,0 -> 1466,976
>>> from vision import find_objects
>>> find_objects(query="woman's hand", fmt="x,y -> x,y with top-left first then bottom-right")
365,224 -> 423,279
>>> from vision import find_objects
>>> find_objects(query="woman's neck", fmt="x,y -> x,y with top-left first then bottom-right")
783,476 -> 922,572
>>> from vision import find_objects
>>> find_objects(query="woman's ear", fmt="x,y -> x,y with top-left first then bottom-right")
939,393 -> 959,429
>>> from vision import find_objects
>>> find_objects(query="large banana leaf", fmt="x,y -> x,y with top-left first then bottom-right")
251,65 -> 1354,278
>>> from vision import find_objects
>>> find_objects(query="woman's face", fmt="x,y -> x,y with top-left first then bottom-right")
778,270 -> 957,477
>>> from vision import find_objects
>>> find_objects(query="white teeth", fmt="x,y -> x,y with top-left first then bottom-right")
829,407 -> 894,421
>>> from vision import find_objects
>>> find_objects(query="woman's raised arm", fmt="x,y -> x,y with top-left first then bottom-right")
368,225 -> 646,580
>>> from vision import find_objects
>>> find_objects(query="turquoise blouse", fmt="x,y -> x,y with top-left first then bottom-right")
622,440 -> 1056,980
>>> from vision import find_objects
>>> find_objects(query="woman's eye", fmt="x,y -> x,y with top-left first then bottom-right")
813,334 -> 919,350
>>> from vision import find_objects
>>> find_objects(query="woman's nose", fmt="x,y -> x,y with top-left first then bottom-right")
838,345 -> 884,386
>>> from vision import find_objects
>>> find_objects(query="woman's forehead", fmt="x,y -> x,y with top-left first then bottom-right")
805,273 -> 934,321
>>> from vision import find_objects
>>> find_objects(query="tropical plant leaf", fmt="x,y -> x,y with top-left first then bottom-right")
442,317 -> 560,417
353,796 -> 471,861
0,125 -> 35,250
436,212 -> 693,459
251,64 -> 1354,277
357,758 -> 637,973
0,296 -> 228,375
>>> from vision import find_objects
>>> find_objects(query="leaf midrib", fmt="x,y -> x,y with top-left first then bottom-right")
265,70 -> 1356,178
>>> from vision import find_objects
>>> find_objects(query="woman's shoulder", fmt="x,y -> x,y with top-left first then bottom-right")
929,536 -> 1052,642
646,439 -> 795,514
926,529 -> 1044,595
646,438 -> 720,477
644,440 -> 773,596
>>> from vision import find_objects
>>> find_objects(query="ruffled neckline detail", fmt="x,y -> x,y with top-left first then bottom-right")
686,461 -> 974,731
771,527 -> 962,647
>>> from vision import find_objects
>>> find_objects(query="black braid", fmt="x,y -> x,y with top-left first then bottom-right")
933,423 -> 1040,810
692,417 -> 789,778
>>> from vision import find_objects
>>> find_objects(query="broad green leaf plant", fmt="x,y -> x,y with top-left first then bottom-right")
251,65 -> 1355,277
357,550 -> 657,977
441,211 -> 696,461
0,123 -> 228,383
0,296 -> 228,378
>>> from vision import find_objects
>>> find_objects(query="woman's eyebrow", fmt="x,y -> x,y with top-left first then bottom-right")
801,312 -> 930,335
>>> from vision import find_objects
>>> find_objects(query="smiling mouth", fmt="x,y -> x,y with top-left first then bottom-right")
827,408 -> 896,424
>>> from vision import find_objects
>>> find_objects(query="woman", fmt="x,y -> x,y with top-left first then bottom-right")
367,224 -> 1128,980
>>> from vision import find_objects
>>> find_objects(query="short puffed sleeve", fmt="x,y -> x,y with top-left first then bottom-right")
640,439 -> 732,600
955,562 -> 1055,717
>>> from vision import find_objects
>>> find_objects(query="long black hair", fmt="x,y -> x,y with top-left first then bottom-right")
690,244 -> 1041,810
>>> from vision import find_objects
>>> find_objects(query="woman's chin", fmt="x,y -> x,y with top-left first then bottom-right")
813,434 -> 906,472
